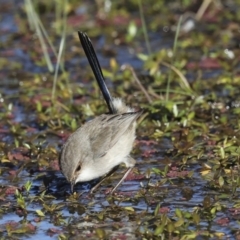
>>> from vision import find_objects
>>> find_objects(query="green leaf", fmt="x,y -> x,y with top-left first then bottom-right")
124,207 -> 135,212
36,209 -> 45,217
154,204 -> 160,216
174,218 -> 184,227
128,21 -> 137,38
219,176 -> 224,187
154,224 -> 164,235
25,181 -> 32,192
137,53 -> 148,61
175,208 -> 182,218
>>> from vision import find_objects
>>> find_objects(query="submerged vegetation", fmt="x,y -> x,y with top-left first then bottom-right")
1,0 -> 240,239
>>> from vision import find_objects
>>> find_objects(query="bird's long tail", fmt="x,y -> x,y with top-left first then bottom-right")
78,31 -> 116,114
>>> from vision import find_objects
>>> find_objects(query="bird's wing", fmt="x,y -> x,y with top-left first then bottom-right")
86,111 -> 141,159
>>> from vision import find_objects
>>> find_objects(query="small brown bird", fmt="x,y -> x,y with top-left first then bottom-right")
59,32 -> 141,194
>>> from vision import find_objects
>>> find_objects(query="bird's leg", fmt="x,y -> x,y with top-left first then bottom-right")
91,157 -> 136,194
90,165 -> 119,194
110,167 -> 133,194
110,156 -> 136,194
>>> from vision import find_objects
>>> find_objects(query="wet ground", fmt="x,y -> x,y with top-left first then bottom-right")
1,0 -> 240,239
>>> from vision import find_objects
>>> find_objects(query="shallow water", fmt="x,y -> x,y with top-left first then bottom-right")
1,0 -> 240,239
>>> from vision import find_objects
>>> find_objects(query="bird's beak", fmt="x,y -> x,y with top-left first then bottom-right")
71,180 -> 75,193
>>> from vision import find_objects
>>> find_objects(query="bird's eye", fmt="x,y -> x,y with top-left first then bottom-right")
76,165 -> 81,172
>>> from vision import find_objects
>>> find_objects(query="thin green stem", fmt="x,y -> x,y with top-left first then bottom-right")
165,15 -> 183,101
51,33 -> 65,102
138,0 -> 152,55
173,15 -> 183,55
25,0 -> 54,72
51,0 -> 67,102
